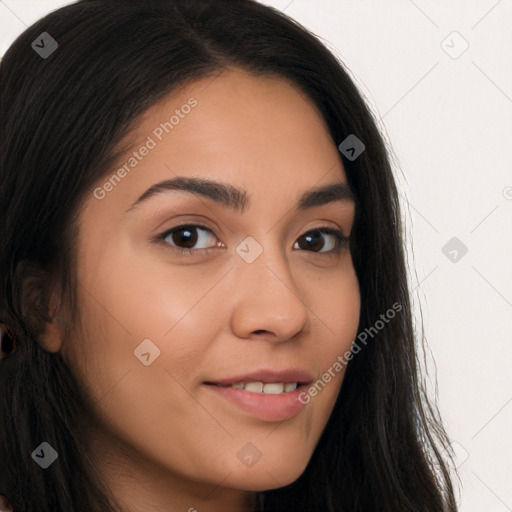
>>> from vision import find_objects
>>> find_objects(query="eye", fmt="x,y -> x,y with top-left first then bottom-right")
293,228 -> 349,253
160,224 -> 220,255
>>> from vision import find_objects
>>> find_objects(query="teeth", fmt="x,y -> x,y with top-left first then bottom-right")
244,382 -> 263,393
263,382 -> 284,394
230,381 -> 299,394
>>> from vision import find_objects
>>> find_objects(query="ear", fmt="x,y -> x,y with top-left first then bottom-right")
38,297 -> 64,354
17,260 -> 65,353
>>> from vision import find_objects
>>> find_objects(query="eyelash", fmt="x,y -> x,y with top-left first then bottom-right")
156,224 -> 349,257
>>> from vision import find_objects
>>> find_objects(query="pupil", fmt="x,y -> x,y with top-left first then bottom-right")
300,230 -> 323,251
174,227 -> 197,248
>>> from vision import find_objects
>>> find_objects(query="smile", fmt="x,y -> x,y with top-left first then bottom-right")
219,381 -> 298,394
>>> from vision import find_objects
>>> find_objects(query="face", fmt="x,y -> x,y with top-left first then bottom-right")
56,67 -> 360,511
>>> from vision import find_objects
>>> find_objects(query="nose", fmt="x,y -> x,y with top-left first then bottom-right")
229,241 -> 309,343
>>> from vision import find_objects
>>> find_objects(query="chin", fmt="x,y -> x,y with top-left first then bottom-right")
226,456 -> 310,492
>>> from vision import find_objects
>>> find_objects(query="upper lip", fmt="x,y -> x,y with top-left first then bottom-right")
204,368 -> 315,387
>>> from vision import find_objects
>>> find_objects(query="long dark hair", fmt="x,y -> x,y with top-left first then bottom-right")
0,0 -> 458,510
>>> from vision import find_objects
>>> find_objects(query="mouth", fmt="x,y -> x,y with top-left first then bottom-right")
204,368 -> 314,388
203,368 -> 314,422
204,381 -> 303,394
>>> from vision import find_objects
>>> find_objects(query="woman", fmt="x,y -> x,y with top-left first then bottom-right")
0,0 -> 458,510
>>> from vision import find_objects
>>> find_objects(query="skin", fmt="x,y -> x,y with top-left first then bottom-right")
41,67 -> 360,512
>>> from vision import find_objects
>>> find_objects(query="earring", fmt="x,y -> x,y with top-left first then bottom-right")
0,322 -> 17,359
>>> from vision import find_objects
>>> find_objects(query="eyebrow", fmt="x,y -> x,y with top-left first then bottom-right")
125,176 -> 355,215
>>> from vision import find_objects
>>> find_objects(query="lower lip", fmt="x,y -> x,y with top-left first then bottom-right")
203,384 -> 309,422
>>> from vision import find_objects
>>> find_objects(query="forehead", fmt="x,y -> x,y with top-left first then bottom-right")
87,67 -> 348,217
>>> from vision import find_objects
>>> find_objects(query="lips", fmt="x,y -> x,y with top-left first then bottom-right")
204,368 -> 314,388
203,367 -> 315,421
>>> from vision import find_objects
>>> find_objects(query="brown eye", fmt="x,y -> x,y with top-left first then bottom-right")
293,228 -> 348,253
162,225 -> 217,250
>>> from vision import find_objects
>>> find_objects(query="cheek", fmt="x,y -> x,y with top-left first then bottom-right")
68,257 -> 227,471
78,232 -> 221,338
302,260 -> 360,399
310,258 -> 361,353
69,242 -> 218,399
